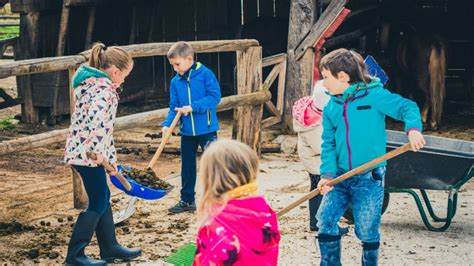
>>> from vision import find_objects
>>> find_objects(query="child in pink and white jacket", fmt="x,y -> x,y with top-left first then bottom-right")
64,43 -> 140,265
193,139 -> 280,266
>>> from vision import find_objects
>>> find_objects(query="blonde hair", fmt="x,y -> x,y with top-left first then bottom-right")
197,139 -> 259,223
167,41 -> 194,59
88,42 -> 132,71
320,48 -> 373,85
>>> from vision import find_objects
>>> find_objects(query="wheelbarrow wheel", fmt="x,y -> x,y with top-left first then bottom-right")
342,192 -> 390,224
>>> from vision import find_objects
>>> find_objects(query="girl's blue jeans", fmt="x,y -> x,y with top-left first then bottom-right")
317,166 -> 386,266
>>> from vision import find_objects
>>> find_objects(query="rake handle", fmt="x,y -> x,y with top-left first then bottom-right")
277,143 -> 412,218
87,152 -> 132,191
147,111 -> 182,169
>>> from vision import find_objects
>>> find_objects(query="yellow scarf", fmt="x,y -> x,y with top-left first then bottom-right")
226,180 -> 258,199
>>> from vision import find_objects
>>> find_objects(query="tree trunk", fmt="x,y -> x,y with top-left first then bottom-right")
283,0 -> 318,132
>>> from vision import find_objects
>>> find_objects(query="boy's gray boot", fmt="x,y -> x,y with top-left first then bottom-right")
168,200 -> 196,213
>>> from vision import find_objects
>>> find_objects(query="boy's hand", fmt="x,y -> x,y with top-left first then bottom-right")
317,178 -> 333,195
162,126 -> 170,138
175,106 -> 192,116
408,130 -> 426,152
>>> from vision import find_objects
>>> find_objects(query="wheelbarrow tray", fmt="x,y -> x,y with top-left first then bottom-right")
383,130 -> 473,231
385,130 -> 473,190
110,164 -> 173,200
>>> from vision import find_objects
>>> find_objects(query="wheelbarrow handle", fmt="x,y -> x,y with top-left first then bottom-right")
147,111 -> 182,169
86,152 -> 132,192
277,143 -> 412,218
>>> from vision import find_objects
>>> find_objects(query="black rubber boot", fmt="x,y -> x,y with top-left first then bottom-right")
65,211 -> 106,265
309,173 -> 322,231
95,206 -> 142,262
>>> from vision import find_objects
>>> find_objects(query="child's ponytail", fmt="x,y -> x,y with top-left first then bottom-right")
88,42 -> 132,71
89,43 -> 106,69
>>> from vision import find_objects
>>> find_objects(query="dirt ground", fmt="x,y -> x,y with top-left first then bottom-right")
0,139 -> 473,265
1,67 -> 473,265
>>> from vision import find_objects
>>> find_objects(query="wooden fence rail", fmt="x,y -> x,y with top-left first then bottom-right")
0,90 -> 271,156
0,39 -> 259,79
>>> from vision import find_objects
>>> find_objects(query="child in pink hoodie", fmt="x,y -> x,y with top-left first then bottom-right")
193,139 -> 280,266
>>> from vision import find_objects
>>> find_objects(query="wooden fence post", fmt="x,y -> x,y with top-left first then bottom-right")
17,12 -> 40,124
234,46 -> 263,152
68,66 -> 88,209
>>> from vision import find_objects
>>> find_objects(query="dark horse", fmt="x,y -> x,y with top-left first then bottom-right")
385,23 -> 447,130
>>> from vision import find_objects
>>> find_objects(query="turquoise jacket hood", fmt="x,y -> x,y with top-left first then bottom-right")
72,65 -> 109,88
334,78 -> 383,103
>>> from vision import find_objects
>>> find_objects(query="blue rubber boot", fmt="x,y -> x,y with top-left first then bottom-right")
362,242 -> 379,266
318,234 -> 342,266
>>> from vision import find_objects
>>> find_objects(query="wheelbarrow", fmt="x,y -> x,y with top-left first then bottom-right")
343,130 -> 474,232
110,111 -> 182,224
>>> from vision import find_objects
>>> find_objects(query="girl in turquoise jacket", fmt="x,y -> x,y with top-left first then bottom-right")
315,49 -> 425,266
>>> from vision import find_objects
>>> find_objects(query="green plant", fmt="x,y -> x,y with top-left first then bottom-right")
0,117 -> 17,131
0,26 -> 19,39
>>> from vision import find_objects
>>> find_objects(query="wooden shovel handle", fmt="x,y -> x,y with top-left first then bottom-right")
87,152 -> 132,191
147,111 -> 182,169
277,143 -> 412,218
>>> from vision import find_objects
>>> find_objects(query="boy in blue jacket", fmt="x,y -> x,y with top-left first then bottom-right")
163,41 -> 221,213
315,49 -> 426,266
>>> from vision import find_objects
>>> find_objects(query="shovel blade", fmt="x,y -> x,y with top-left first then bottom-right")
113,197 -> 138,224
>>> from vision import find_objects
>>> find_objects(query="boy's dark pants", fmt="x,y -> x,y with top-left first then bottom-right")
317,167 -> 386,266
180,131 -> 217,203
309,173 -> 322,230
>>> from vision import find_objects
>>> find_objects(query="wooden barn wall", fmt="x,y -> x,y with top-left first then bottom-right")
84,0 -> 290,104
12,0 -> 290,118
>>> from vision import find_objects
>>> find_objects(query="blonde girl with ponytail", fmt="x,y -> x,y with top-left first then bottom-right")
194,139 -> 280,265
64,43 -> 140,265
